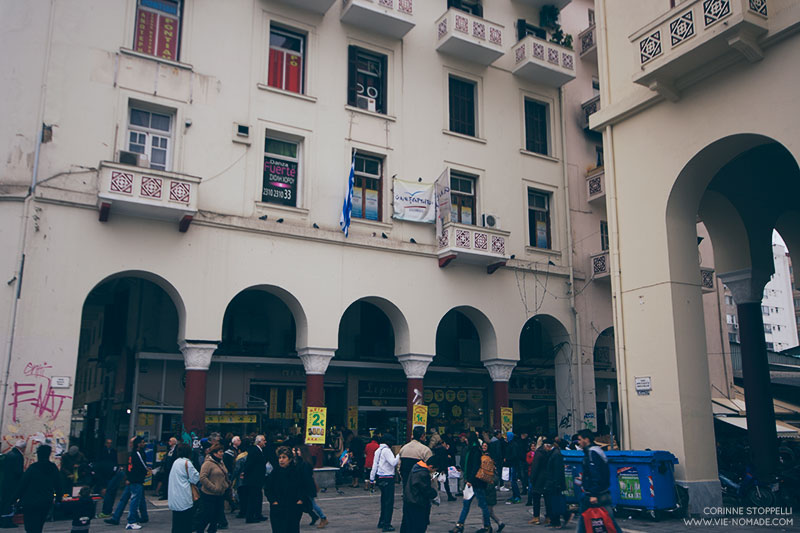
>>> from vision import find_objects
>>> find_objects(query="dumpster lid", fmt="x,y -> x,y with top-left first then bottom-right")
607,450 -> 679,464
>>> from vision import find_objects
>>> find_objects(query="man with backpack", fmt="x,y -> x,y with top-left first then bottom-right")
576,430 -> 620,533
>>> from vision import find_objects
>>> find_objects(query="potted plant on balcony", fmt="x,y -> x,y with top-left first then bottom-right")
539,5 -> 573,50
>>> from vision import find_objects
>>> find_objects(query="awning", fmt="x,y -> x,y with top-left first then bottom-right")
714,416 -> 800,439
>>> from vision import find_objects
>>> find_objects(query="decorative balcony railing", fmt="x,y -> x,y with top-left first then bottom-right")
436,8 -> 505,66
586,166 -> 605,204
341,0 -> 415,39
275,0 -> 336,14
438,222 -> 510,274
701,267 -> 715,293
578,23 -> 597,61
631,0 -> 768,101
512,34 -> 576,88
590,251 -> 610,280
581,95 -> 600,130
97,161 -> 200,232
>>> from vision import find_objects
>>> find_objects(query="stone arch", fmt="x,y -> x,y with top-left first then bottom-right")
354,296 -> 411,356
436,305 -> 498,363
518,314 -> 571,366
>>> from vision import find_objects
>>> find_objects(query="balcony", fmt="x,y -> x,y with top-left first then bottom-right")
701,267 -> 715,293
341,0 -> 415,39
578,23 -> 597,62
581,95 -> 600,130
436,9 -> 505,66
512,35 -> 576,87
586,166 -> 605,204
274,0 -> 336,14
631,0 -> 769,101
438,222 -> 510,274
97,161 -> 200,232
590,251 -> 610,280
514,0 -> 572,9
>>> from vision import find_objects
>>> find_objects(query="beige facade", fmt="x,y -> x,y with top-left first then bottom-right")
592,0 -> 800,511
0,1 -> 616,461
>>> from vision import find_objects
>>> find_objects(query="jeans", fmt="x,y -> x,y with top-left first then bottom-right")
102,469 -> 126,515
310,498 -> 326,520
196,493 -> 224,533
171,507 -> 194,533
376,477 -> 395,528
509,467 -> 520,499
112,483 -> 148,524
457,485 -> 490,527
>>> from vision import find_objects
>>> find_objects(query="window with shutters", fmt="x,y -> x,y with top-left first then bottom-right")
353,153 -> 383,221
268,26 -> 305,94
600,221 -> 609,251
127,105 -> 173,171
450,172 -> 477,225
133,0 -> 182,61
528,189 -> 552,249
448,76 -> 476,137
347,47 -> 387,114
447,0 -> 483,17
524,98 -> 549,155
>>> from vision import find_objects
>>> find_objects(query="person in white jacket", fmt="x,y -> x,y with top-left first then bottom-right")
369,435 -> 400,532
168,444 -> 200,533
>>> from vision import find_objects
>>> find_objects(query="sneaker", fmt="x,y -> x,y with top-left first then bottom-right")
317,518 -> 329,529
97,513 -> 111,519
528,517 -> 540,525
382,527 -> 395,532
104,519 -> 120,526
499,487 -> 510,492
125,524 -> 143,530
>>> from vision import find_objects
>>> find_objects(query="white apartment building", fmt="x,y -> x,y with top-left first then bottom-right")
1,0 -> 612,462
761,243 -> 798,352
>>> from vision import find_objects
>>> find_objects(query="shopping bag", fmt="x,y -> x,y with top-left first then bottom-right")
581,506 -> 618,533
448,466 -> 460,479
501,467 -> 510,481
463,484 -> 474,500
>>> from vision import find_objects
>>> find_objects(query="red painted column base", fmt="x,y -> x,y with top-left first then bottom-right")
407,378 -> 424,439
183,369 -> 208,438
306,374 -> 325,467
493,381 -> 509,430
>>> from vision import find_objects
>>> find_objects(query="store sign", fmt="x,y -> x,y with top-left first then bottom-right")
262,156 -> 298,206
359,382 -> 405,407
412,405 -> 428,430
634,376 -> 651,396
305,406 -> 327,445
134,8 -> 179,62
205,414 -> 257,424
392,179 -> 435,223
347,406 -> 358,431
501,407 -> 513,434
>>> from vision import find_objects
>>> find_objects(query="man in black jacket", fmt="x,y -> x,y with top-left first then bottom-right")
243,435 -> 267,523
0,440 -> 25,528
402,460 -> 439,533
528,440 -> 550,525
105,436 -> 151,528
17,444 -> 60,533
576,430 -> 620,533
543,438 -> 570,528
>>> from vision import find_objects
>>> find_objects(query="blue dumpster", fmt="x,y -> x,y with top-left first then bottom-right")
562,450 -> 585,505
606,450 -> 679,512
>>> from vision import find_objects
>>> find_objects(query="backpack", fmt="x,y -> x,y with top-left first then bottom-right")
476,454 -> 495,483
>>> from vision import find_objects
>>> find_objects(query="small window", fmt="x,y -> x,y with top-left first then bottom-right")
262,134 -> 299,207
449,76 -> 477,137
353,153 -> 382,221
450,172 -> 476,225
528,189 -> 551,249
134,0 -> 182,61
517,19 -> 546,41
268,26 -> 305,94
448,0 -> 483,17
596,145 -> 604,167
762,305 -> 770,315
348,47 -> 387,114
592,76 -> 600,96
524,99 -> 549,155
600,221 -> 609,251
766,342 -> 774,351
728,332 -> 738,343
588,9 -> 595,25
725,295 -> 734,306
128,106 -> 173,171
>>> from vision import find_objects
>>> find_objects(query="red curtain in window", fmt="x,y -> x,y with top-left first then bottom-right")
285,53 -> 301,93
268,48 -> 285,89
268,48 -> 302,93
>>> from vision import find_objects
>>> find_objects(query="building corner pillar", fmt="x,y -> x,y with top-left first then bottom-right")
484,359 -> 516,430
398,354 -> 434,439
179,340 -> 218,439
298,348 -> 335,467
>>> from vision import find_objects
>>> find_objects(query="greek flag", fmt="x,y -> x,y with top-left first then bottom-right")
339,152 -> 355,237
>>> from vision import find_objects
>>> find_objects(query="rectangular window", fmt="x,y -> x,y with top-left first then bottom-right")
762,305 -> 770,315
588,9 -> 595,25
600,221 -> 609,251
262,135 -> 299,207
449,76 -> 476,137
728,332 -> 738,343
516,19 -> 546,41
450,172 -> 476,225
352,153 -> 382,221
134,0 -> 182,61
268,26 -> 305,94
524,99 -> 549,155
596,145 -> 604,167
128,106 -> 173,171
592,76 -> 600,96
725,295 -> 733,305
348,47 -> 387,114
528,189 -> 551,249
448,0 -> 483,17
764,324 -> 773,334
766,342 -> 774,351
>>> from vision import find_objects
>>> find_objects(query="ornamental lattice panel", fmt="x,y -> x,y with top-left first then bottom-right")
474,232 -> 488,250
639,31 -> 662,64
669,11 -> 695,46
110,171 -> 133,194
455,229 -> 471,248
593,254 -> 608,275
170,181 -> 191,203
703,0 -> 731,26
141,176 -> 162,199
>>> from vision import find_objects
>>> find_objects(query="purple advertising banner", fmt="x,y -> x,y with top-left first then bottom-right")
262,156 -> 297,206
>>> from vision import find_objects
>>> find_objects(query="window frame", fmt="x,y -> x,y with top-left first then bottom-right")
268,25 -> 306,95
352,152 -> 384,222
133,0 -> 182,62
524,98 -> 550,156
262,132 -> 302,208
127,104 -> 174,171
347,46 -> 388,115
448,75 -> 477,137
450,171 -> 477,226
600,220 -> 609,251
527,188 -> 552,249
448,0 -> 483,17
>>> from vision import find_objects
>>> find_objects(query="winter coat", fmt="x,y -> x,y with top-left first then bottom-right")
126,450 -> 148,484
242,445 -> 266,487
264,463 -> 308,507
364,439 -> 380,469
581,444 -> 611,497
398,440 -> 432,485
462,444 -> 486,489
296,460 -> 317,499
488,438 -> 505,469
1,448 -> 24,502
526,450 -> 535,476
403,462 -> 437,509
530,447 -> 550,493
199,455 -> 230,496
18,459 -> 60,508
429,444 -> 450,473
508,436 -> 526,468
544,448 -> 566,493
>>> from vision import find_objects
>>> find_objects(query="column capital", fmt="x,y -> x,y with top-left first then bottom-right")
397,353 -> 434,379
484,359 -> 517,382
717,268 -> 771,304
297,347 -> 336,375
179,340 -> 218,371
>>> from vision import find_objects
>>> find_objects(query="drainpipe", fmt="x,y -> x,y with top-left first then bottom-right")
559,86 -> 584,427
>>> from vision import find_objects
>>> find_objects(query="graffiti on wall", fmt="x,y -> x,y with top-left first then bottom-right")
8,361 -> 72,422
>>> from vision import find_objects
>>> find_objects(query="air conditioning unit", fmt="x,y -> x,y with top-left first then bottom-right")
481,213 -> 501,230
356,95 -> 377,112
118,150 -> 149,168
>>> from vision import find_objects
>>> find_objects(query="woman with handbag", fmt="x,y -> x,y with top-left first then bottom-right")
196,444 -> 231,533
168,443 -> 200,533
448,432 -> 491,533
479,442 -> 505,532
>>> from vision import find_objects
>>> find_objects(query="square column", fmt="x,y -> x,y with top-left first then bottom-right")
179,340 -> 218,439
398,354 -> 433,438
298,348 -> 335,467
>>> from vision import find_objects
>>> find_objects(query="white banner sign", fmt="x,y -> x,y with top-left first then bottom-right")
393,179 -> 436,223
434,169 -> 451,238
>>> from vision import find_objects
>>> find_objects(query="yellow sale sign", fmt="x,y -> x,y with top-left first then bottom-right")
305,406 -> 327,445
501,407 -> 513,434
412,404 -> 428,429
347,406 -> 359,431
